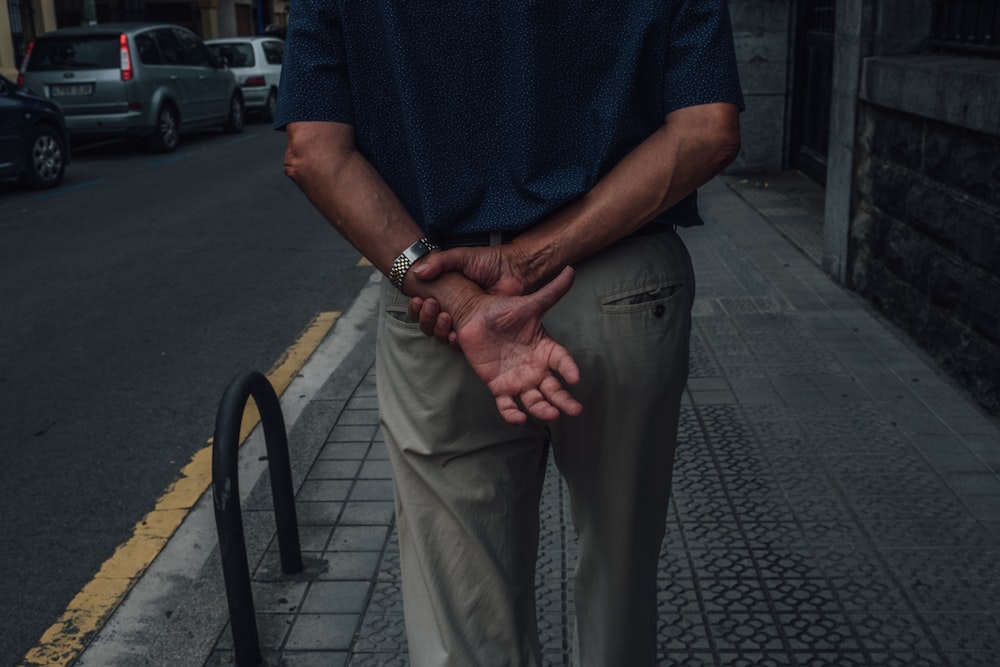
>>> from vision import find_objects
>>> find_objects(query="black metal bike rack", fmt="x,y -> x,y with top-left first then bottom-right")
212,370 -> 303,667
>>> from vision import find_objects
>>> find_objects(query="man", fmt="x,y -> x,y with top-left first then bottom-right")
277,2 -> 742,665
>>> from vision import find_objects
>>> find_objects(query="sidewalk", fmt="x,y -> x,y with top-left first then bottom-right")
82,175 -> 1000,667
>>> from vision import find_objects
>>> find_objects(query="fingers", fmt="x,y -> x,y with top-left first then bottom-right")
496,380 -> 578,425
539,375 -> 582,417
407,296 -> 424,321
518,376 -> 581,421
525,266 -> 575,313
414,297 -> 439,337
411,248 -> 473,281
550,345 -> 580,385
433,311 -> 453,343
410,296 -> 455,344
495,395 -> 527,425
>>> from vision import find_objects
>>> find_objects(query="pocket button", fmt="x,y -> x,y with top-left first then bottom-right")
654,304 -> 666,318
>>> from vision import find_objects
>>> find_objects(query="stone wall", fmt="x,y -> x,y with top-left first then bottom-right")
727,0 -> 791,173
849,56 -> 1000,414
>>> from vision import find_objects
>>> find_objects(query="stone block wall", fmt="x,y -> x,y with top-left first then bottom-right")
849,57 -> 1000,413
727,0 -> 791,173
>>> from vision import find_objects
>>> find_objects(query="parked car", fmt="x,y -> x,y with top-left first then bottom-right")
0,74 -> 70,188
18,22 -> 244,152
205,36 -> 283,122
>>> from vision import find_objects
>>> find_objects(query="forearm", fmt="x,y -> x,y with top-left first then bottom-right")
283,121 -> 483,319
510,102 -> 741,288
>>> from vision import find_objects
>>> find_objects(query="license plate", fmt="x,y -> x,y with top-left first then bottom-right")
51,84 -> 94,97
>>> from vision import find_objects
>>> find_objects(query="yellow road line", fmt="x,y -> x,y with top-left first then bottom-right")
21,311 -> 341,667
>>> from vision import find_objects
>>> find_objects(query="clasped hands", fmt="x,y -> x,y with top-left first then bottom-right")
407,245 -> 582,425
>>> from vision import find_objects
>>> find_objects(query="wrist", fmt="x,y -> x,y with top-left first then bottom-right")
390,237 -> 438,293
507,241 -> 557,294
405,269 -> 485,329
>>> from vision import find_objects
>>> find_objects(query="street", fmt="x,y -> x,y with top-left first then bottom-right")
0,125 -> 372,663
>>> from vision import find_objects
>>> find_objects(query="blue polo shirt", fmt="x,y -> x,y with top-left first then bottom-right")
275,1 -> 744,235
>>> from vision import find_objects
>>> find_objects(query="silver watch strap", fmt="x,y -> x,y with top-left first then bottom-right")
389,237 -> 438,291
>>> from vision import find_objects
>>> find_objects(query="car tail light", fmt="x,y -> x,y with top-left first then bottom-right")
17,40 -> 34,86
119,33 -> 133,81
243,76 -> 266,86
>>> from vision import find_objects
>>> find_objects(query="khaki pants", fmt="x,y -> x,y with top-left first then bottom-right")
376,228 -> 694,667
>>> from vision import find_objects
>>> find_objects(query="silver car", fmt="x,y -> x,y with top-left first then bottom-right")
206,36 -> 283,123
19,22 -> 245,152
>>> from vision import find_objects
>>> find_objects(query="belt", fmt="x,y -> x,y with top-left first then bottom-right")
432,223 -> 673,249
432,230 -> 523,248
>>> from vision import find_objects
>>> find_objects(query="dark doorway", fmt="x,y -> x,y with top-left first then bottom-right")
791,0 -> 836,184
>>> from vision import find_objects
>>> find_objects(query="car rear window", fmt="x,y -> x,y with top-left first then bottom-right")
262,40 -> 284,65
27,35 -> 120,70
207,43 -> 255,68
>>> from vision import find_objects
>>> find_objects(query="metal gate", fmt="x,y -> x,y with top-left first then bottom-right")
790,0 -> 836,184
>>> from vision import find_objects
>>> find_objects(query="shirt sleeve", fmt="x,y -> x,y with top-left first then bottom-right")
273,0 -> 354,130
663,0 -> 745,114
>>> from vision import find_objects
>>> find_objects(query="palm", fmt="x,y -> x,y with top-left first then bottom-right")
453,268 -> 581,424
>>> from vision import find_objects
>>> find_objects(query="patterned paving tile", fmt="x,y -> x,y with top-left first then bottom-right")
658,613 -> 713,651
765,579 -> 840,613
697,653 -> 793,666
658,577 -> 702,614
828,577 -> 912,612
740,522 -> 810,549
689,549 -> 758,579
700,578 -> 770,614
863,519 -> 996,548
778,612 -> 859,651
705,613 -> 784,651
922,611 -> 1000,653
677,522 -> 752,551
865,654 -> 948,667
849,611 -> 936,652
352,613 -> 407,653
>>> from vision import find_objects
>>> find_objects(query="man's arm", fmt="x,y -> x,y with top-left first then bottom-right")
412,102 -> 741,297
282,121 -> 582,424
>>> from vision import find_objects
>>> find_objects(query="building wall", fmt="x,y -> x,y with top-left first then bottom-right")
727,0 -> 792,173
1,0 -> 58,79
849,56 -> 1000,414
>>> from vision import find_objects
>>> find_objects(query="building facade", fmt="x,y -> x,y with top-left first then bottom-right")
730,0 -> 1000,413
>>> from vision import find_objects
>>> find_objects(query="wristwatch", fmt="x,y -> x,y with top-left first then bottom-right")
389,237 -> 438,291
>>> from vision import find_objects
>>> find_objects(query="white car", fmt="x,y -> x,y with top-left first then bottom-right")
206,36 -> 283,123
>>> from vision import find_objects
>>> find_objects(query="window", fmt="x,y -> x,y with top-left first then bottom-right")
930,0 -> 1000,56
175,29 -> 212,68
262,40 -> 284,65
153,28 -> 182,65
26,35 -> 119,70
208,43 -> 255,68
134,32 -> 163,65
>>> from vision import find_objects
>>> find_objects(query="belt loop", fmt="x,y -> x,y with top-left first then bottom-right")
489,231 -> 502,246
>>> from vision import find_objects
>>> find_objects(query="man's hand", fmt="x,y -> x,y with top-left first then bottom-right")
412,245 -> 531,296
407,245 -> 535,343
449,266 -> 582,424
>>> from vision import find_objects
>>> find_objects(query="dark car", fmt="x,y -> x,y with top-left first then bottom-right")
0,74 -> 70,188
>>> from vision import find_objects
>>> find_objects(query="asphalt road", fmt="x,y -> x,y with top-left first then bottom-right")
0,125 -> 373,663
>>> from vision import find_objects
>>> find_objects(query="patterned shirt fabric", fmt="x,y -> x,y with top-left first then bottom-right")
275,1 -> 744,235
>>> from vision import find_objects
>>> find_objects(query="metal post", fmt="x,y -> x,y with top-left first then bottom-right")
212,370 -> 303,667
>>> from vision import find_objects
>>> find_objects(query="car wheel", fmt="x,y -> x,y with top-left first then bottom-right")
19,125 -> 66,189
262,89 -> 277,124
224,93 -> 245,133
147,104 -> 180,153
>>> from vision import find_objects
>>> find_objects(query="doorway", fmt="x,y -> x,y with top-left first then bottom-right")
790,0 -> 836,184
